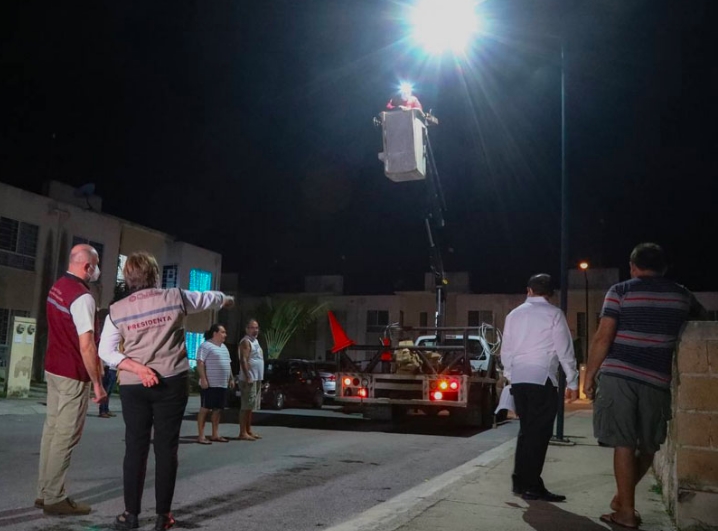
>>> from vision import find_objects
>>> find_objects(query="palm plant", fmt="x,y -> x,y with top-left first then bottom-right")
258,299 -> 328,359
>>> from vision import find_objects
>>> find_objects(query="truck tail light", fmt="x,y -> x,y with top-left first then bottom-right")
432,391 -> 443,401
357,388 -> 367,398
343,377 -> 352,386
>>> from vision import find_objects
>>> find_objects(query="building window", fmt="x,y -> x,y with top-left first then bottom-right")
72,236 -> 104,266
162,265 -> 179,288
468,310 -> 494,327
419,312 -> 428,328
366,310 -> 389,336
189,268 -> 212,291
0,308 -> 31,367
0,217 -> 40,271
185,332 -> 203,369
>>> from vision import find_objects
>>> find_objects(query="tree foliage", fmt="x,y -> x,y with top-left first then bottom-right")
256,298 -> 328,359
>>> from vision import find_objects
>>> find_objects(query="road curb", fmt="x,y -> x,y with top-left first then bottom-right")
323,435 -> 517,531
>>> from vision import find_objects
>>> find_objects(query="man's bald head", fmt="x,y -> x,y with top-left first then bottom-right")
68,244 -> 99,281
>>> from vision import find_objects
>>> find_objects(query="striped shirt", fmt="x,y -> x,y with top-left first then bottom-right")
599,276 -> 699,389
197,340 -> 232,388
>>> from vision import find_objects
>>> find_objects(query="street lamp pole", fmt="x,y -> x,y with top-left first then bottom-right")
579,261 -> 589,365
555,38 -> 570,443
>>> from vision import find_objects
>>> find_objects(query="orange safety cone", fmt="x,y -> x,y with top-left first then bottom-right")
328,311 -> 356,353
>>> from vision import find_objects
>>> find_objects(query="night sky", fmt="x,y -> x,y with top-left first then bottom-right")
2,0 -> 715,295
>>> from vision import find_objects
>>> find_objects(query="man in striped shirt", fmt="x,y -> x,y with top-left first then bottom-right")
196,324 -> 234,444
584,243 -> 705,529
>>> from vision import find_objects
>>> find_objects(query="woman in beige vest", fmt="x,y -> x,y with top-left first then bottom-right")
99,252 -> 233,530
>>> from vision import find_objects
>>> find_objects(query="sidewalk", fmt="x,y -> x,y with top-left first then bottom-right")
329,407 -> 675,531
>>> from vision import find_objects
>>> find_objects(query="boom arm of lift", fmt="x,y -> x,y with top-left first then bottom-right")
424,124 -> 448,332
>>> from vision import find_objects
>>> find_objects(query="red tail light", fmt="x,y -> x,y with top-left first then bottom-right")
343,377 -> 352,386
432,391 -> 443,401
358,388 -> 367,398
449,381 -> 459,390
328,375 -> 336,381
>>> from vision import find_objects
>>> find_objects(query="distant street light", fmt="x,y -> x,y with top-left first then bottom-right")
409,0 -> 480,54
579,261 -> 589,366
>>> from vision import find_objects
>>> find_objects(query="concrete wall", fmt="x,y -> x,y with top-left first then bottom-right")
654,322 -> 718,531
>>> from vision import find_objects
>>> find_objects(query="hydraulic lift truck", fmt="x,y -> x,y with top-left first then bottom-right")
329,108 -> 503,427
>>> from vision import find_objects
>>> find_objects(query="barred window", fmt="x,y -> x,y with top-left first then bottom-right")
189,268 -> 212,291
0,217 -> 39,271
162,265 -> 179,288
185,331 -> 203,369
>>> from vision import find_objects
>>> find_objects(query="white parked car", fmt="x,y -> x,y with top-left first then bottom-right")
313,362 -> 337,400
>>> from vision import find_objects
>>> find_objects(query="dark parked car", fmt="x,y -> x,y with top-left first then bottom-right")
261,359 -> 325,410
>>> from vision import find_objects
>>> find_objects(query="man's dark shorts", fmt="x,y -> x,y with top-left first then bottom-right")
200,387 -> 227,410
593,374 -> 672,454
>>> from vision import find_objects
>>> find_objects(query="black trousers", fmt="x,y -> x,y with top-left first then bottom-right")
119,374 -> 188,515
511,380 -> 558,492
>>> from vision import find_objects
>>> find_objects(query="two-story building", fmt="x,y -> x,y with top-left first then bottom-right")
0,180 -> 223,381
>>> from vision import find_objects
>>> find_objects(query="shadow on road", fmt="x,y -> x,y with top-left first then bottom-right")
180,407 -> 502,438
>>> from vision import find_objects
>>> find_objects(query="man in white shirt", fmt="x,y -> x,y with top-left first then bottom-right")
501,274 -> 579,502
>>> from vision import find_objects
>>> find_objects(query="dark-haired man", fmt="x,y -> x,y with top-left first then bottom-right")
501,273 -> 579,502
584,243 -> 705,529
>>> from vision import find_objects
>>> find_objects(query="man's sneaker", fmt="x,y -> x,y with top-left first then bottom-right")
34,498 -> 44,509
43,497 -> 91,515
99,412 -> 111,418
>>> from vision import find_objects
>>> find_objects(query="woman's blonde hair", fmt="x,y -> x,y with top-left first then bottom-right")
123,252 -> 160,292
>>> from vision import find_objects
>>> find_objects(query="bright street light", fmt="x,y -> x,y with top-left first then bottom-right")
409,0 -> 481,55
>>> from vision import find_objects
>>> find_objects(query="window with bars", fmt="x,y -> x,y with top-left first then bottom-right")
185,332 -> 203,369
189,268 -> 212,292
71,236 -> 104,266
0,217 -> 39,271
162,265 -> 179,288
366,310 -> 389,336
468,310 -> 494,327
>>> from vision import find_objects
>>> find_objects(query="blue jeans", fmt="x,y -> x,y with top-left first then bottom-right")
99,368 -> 117,414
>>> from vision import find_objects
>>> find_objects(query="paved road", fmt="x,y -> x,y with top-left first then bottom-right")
0,400 -> 518,531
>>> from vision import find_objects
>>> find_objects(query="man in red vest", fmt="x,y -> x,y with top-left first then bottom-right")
35,244 -> 107,516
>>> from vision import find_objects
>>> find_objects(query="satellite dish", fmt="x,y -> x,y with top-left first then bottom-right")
74,183 -> 96,210
74,183 -> 96,197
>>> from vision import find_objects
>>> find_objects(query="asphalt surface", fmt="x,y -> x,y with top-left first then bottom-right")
0,399 -> 518,531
